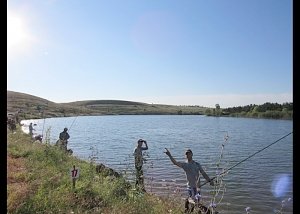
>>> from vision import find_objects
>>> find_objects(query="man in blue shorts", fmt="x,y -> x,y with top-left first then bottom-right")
164,148 -> 214,212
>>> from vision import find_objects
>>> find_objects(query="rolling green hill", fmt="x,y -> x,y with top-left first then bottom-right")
7,91 -> 207,120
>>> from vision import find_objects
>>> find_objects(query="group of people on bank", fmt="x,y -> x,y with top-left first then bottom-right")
29,125 -> 215,212
27,123 -> 70,151
133,138 -> 215,212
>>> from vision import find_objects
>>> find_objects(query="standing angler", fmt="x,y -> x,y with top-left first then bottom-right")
164,148 -> 214,213
133,139 -> 148,191
29,123 -> 35,136
56,128 -> 70,152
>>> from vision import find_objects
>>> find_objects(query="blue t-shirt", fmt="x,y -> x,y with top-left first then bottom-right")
179,160 -> 204,188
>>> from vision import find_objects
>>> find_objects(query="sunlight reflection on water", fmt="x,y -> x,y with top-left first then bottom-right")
271,174 -> 292,198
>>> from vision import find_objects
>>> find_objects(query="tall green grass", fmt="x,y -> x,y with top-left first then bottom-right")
7,126 -> 183,214
8,125 -> 293,213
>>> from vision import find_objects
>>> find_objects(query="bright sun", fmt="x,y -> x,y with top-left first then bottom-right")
7,11 -> 29,51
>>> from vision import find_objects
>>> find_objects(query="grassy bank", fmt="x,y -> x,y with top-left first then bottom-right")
7,126 -> 183,214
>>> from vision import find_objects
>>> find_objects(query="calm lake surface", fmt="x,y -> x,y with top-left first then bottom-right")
21,115 -> 293,213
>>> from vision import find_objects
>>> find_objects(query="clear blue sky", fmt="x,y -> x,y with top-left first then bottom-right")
7,0 -> 292,108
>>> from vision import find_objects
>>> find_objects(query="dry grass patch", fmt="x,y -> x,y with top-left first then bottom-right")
7,155 -> 30,213
7,155 -> 27,183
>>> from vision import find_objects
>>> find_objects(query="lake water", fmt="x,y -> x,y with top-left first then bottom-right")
21,115 -> 293,213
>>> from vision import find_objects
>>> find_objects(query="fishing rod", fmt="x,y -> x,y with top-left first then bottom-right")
30,105 -> 46,141
68,107 -> 85,132
67,115 -> 78,133
41,109 -> 46,140
200,131 -> 293,187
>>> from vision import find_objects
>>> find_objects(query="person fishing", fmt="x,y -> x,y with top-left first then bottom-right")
56,128 -> 70,152
29,123 -> 35,136
164,148 -> 214,213
133,139 -> 148,191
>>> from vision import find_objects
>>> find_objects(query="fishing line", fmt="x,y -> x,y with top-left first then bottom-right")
200,131 -> 293,187
38,102 -> 48,142
68,115 -> 78,133
41,117 -> 46,140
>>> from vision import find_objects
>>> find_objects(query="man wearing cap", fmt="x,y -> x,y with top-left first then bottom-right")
56,128 -> 70,152
133,139 -> 148,191
164,148 -> 214,212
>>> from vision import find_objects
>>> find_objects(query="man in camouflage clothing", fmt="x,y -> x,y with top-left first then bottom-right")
56,128 -> 70,152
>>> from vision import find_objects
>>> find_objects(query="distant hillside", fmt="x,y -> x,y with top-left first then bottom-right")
7,91 -> 87,119
7,91 -> 207,120
67,100 -> 146,106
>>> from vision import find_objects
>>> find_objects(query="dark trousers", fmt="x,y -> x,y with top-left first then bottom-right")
135,166 -> 145,191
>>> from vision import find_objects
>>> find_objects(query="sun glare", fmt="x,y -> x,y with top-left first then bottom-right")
7,11 -> 30,51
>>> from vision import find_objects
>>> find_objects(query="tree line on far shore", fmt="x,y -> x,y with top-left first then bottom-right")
205,102 -> 293,120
